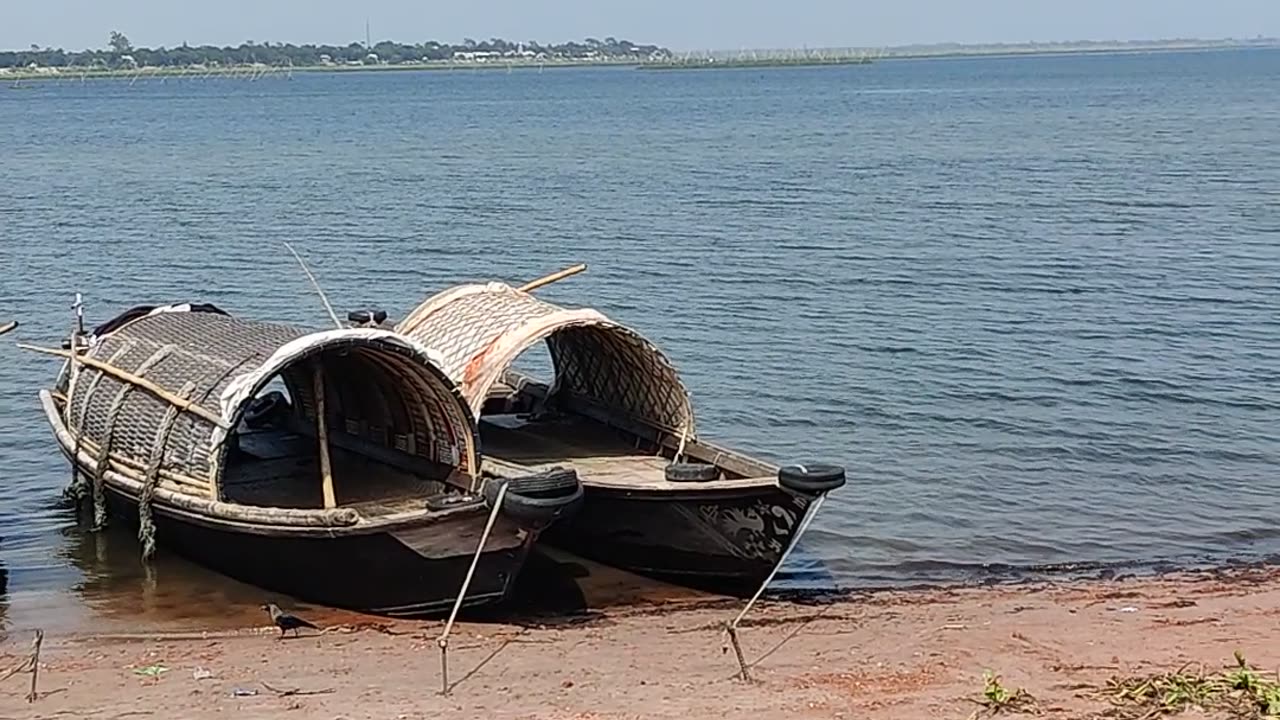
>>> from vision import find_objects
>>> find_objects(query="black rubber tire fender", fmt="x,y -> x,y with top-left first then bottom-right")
664,462 -> 720,483
347,309 -> 389,326
777,463 -> 847,495
483,467 -> 585,532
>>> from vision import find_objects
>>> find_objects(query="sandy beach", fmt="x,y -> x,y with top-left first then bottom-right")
2,565 -> 1276,719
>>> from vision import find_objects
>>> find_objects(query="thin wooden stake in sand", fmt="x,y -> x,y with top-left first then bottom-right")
1,629 -> 45,702
27,629 -> 42,703
725,494 -> 828,683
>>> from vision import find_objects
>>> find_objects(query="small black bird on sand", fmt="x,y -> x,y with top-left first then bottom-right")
261,603 -> 320,639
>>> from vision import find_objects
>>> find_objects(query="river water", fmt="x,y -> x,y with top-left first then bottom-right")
1,49 -> 1278,633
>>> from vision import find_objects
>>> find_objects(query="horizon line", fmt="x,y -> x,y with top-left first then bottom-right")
3,34 -> 1278,56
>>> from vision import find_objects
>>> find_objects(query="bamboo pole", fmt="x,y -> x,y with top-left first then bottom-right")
439,481 -> 509,695
313,363 -> 337,509
517,263 -> 587,293
18,343 -> 228,428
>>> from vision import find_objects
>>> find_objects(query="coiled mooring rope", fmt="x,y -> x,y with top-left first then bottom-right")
63,342 -> 137,509
88,346 -> 175,530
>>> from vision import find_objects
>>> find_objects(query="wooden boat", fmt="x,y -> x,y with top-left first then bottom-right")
393,282 -> 847,594
26,302 -> 583,616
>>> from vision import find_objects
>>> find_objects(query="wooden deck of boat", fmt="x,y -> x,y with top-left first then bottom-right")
224,431 -> 451,514
479,414 -> 666,486
479,414 -> 771,491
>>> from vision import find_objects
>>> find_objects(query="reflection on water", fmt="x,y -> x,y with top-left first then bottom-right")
2,501 -> 731,635
21,505 -> 288,634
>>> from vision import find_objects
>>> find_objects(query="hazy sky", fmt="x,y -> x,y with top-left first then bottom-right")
4,0 -> 1279,52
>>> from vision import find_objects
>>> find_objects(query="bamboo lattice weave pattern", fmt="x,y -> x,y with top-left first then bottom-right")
397,283 -> 696,437
62,309 -> 481,501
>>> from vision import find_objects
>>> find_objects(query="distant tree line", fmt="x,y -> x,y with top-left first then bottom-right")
0,32 -> 671,69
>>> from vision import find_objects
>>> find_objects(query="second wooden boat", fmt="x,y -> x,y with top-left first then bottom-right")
393,281 -> 847,594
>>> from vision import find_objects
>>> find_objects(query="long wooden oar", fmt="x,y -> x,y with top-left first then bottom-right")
518,263 -> 586,293
0,320 -> 17,337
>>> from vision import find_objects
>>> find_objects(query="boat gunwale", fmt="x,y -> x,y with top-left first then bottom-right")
482,453 -> 784,495
41,389 -> 512,539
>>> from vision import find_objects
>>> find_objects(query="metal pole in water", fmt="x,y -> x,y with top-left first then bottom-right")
64,293 -> 85,423
73,292 -> 84,336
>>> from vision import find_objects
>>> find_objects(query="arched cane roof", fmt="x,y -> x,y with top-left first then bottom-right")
61,308 -> 480,502
395,283 -> 696,438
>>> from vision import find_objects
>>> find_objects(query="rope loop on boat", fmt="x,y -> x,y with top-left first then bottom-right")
92,388 -> 130,527
60,472 -> 90,506
673,418 -> 691,464
139,380 -> 196,562
64,341 -> 136,509
91,346 -> 175,530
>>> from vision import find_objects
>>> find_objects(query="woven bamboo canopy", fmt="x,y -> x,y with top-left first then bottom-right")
395,283 -> 696,438
54,307 -> 480,507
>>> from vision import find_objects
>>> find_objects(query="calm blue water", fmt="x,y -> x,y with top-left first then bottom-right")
1,49 -> 1278,631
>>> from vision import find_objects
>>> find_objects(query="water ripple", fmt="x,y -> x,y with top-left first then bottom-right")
1,50 -> 1279,626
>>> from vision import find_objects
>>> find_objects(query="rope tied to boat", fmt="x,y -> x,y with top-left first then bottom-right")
673,418 -> 691,464
91,389 -> 130,527
90,346 -> 175,530
60,470 -> 91,508
63,341 -> 137,509
138,380 -> 196,562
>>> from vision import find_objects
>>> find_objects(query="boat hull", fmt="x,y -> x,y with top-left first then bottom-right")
42,386 -> 531,618
101,486 -> 530,616
543,484 -> 814,595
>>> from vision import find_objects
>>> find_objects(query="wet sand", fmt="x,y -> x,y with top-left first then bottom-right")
1,565 -> 1276,719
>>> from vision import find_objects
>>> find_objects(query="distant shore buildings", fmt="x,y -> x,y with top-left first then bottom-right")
0,36 -> 674,73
